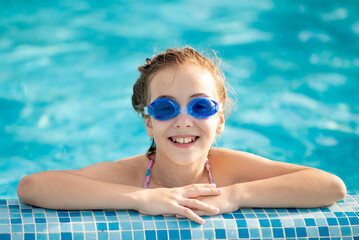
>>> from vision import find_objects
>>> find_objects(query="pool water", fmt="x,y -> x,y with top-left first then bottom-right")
1,0 -> 358,198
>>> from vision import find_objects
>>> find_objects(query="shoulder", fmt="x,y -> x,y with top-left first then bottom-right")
209,147 -> 252,159
64,154 -> 149,187
209,147 -> 262,167
209,147 -> 308,185
209,147 -> 304,168
208,148 -> 254,185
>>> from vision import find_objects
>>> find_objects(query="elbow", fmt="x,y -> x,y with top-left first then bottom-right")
333,175 -> 347,201
17,175 -> 36,205
325,174 -> 347,205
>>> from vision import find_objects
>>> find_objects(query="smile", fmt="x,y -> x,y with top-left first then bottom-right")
169,136 -> 199,144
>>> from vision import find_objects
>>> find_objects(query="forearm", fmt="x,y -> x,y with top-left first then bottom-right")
232,169 -> 346,208
17,171 -> 141,210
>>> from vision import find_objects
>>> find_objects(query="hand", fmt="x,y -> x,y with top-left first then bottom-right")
132,184 -> 222,224
175,185 -> 239,218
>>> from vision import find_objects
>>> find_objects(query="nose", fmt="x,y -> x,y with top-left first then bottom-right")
172,112 -> 194,128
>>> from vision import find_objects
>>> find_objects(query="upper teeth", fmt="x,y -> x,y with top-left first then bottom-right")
172,137 -> 195,144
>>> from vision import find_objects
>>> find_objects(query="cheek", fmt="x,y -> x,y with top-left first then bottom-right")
150,120 -> 170,137
203,117 -> 220,135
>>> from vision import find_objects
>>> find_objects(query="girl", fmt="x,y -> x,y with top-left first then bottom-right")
17,47 -> 346,225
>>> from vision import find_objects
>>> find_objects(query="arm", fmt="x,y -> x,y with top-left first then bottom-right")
221,149 -> 346,207
191,149 -> 346,215
234,167 -> 346,208
17,170 -> 140,210
192,169 -> 346,216
17,162 -> 221,224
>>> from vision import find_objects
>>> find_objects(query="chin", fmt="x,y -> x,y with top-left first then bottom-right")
171,151 -> 208,164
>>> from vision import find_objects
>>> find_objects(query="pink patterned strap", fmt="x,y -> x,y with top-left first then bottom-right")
143,154 -> 155,189
143,156 -> 214,189
205,159 -> 214,184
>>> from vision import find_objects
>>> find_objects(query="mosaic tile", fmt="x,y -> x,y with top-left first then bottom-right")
72,223 -> 84,232
341,226 -> 352,236
329,226 -> 341,236
224,219 -> 236,228
191,229 -> 203,239
284,227 -> 296,238
174,220 -> 187,229
84,232 -> 96,240
72,232 -> 84,240
108,221 -> 119,231
352,225 -> 359,235
119,221 -> 131,230
281,217 -> 294,227
143,221 -> 155,230
261,227 -> 272,238
272,228 -> 284,238
249,228 -> 260,238
246,219 -> 259,228
293,218 -> 305,227
168,229 -> 180,239
226,228 -> 238,239
97,231 -> 108,240
179,229 -> 191,239
238,228 -> 249,238
213,220 -> 225,228
0,225 -> 10,233
259,218 -> 270,227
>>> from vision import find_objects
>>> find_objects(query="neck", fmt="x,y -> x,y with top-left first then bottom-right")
149,151 -> 209,188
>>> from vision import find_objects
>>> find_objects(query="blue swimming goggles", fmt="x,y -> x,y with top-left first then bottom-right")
144,97 -> 222,120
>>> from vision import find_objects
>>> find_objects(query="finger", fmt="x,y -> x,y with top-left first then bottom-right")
182,184 -> 216,191
193,209 -> 216,216
184,186 -> 223,198
175,214 -> 185,218
187,183 -> 217,188
181,198 -> 219,214
178,206 -> 205,225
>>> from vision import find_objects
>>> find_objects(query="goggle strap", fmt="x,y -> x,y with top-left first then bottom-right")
143,107 -> 148,115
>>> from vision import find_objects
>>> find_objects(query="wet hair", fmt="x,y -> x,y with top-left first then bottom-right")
132,47 -> 232,159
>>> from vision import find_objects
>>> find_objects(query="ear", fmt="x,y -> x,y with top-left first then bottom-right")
145,117 -> 153,137
216,112 -> 225,134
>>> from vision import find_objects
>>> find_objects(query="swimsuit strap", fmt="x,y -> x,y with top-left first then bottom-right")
205,159 -> 214,184
144,154 -> 155,189
143,154 -> 214,189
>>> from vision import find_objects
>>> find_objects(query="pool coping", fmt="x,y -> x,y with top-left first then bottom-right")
1,194 -> 359,239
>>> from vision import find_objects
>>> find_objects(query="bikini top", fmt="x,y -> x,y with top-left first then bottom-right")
144,154 -> 214,189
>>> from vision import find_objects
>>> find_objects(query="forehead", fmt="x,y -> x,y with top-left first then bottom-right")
148,66 -> 217,102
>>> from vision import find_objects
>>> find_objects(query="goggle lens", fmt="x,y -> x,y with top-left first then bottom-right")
149,100 -> 178,120
188,98 -> 218,119
145,97 -> 220,120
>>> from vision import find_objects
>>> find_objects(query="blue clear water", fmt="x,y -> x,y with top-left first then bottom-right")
1,1 -> 358,198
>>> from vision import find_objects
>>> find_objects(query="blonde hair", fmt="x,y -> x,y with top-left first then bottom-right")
131,47 -> 233,159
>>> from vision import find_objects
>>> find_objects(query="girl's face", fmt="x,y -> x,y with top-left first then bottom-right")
145,65 -> 225,164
